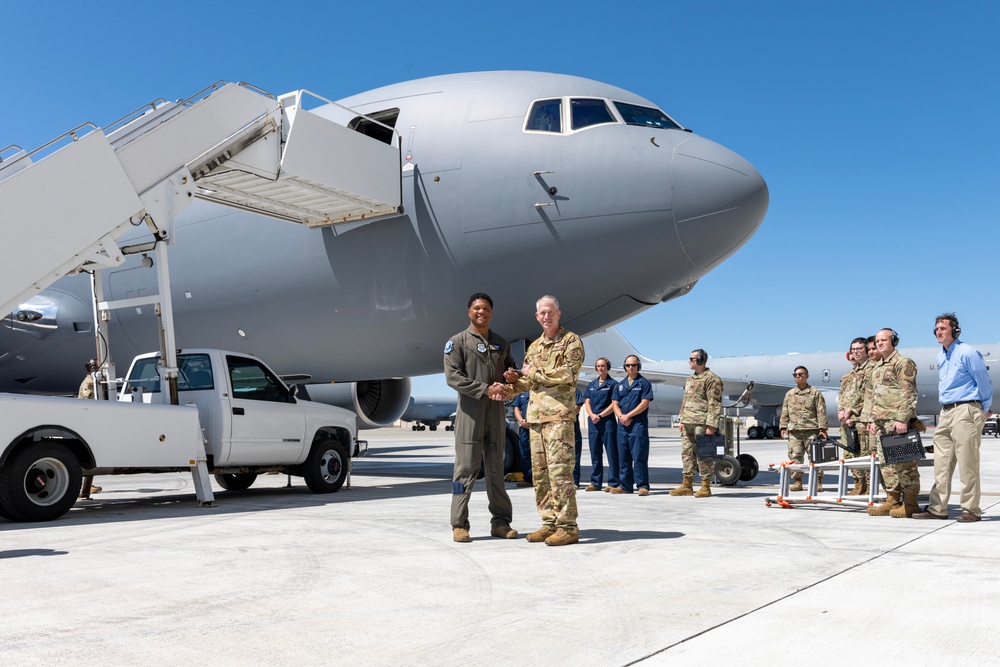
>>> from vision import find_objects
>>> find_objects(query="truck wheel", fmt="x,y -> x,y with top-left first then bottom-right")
0,442 -> 82,522
214,473 -> 258,491
303,439 -> 348,493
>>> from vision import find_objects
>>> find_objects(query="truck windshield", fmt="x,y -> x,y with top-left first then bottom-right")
126,354 -> 215,393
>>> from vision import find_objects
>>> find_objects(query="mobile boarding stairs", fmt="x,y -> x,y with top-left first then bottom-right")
0,81 -> 402,504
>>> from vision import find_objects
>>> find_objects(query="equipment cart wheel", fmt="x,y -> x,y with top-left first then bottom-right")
738,454 -> 759,481
715,455 -> 742,486
302,438 -> 348,493
0,441 -> 82,522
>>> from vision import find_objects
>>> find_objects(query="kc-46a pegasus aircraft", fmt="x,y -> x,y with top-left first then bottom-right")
0,71 -> 768,427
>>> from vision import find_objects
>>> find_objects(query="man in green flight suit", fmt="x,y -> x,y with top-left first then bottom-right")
443,293 -> 518,543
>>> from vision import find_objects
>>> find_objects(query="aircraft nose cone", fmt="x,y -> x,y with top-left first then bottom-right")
672,136 -> 769,269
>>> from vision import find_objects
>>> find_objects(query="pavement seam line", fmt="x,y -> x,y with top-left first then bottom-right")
624,497 -> 999,666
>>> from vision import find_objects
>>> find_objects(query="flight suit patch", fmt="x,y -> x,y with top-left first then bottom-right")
444,340 -> 454,353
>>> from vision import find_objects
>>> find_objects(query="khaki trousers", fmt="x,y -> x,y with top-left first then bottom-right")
929,403 -> 987,516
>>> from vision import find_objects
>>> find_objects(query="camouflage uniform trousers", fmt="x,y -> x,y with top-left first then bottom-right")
845,423 -> 873,480
680,424 -> 716,479
529,421 -> 578,534
787,429 -> 823,482
873,421 -> 919,492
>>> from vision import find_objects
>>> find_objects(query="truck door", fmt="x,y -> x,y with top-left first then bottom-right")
224,355 -> 307,465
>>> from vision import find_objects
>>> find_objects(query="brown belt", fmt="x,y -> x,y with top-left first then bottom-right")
942,400 -> 980,411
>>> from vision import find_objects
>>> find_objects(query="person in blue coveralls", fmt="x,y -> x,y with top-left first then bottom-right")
511,391 -> 533,487
583,357 -> 618,492
610,354 -> 653,496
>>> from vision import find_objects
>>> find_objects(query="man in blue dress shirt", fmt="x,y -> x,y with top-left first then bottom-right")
914,313 -> 993,522
583,357 -> 618,492
610,355 -> 654,495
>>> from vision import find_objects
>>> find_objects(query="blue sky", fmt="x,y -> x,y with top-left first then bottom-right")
4,2 -> 998,396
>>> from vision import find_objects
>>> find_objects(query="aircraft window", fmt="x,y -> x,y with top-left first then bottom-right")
348,107 -> 399,145
227,355 -> 289,403
570,99 -> 615,131
124,354 -> 214,393
613,102 -> 681,130
525,99 -> 562,133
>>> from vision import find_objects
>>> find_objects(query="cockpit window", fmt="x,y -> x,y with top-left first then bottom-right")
571,99 -> 615,130
613,102 -> 680,130
525,99 -> 562,133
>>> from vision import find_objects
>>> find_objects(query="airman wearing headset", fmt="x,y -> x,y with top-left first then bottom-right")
864,328 -> 920,518
670,349 -> 723,498
610,354 -> 653,495
914,313 -> 993,523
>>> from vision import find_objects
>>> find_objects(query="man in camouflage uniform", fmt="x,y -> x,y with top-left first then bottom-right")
779,366 -> 828,492
443,293 -> 518,543
504,296 -> 585,547
856,336 -> 881,491
78,359 -> 102,499
864,328 -> 920,518
838,337 -> 872,495
670,349 -> 722,498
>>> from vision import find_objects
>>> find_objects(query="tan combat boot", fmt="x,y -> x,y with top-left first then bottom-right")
490,525 -> 518,539
669,475 -> 695,497
846,475 -> 863,496
694,478 -> 712,498
526,525 -> 557,543
867,491 -> 901,516
789,477 -> 804,492
890,488 -> 920,518
858,475 -> 869,496
544,528 -> 579,546
453,528 -> 472,543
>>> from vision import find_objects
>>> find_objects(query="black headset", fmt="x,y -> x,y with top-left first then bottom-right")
881,328 -> 899,347
692,349 -> 707,365
933,313 -> 961,339
623,355 -> 642,372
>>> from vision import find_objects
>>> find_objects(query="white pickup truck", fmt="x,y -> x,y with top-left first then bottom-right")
0,349 -> 362,522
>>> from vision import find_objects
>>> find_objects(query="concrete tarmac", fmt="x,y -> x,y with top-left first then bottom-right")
1,427 -> 998,666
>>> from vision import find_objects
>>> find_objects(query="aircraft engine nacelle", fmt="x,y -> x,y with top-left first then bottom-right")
296,378 -> 412,429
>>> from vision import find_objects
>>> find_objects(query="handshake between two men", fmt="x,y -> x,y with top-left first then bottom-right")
487,365 -> 533,401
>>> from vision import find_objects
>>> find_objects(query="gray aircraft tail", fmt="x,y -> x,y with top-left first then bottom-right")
582,327 -> 653,371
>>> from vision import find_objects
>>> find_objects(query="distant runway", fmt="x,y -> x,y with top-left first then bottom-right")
1,428 -> 997,665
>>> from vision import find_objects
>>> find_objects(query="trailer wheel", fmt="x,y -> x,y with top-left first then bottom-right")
0,442 -> 82,522
214,473 -> 258,491
738,454 -> 759,481
715,455 -> 742,486
302,439 -> 348,494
